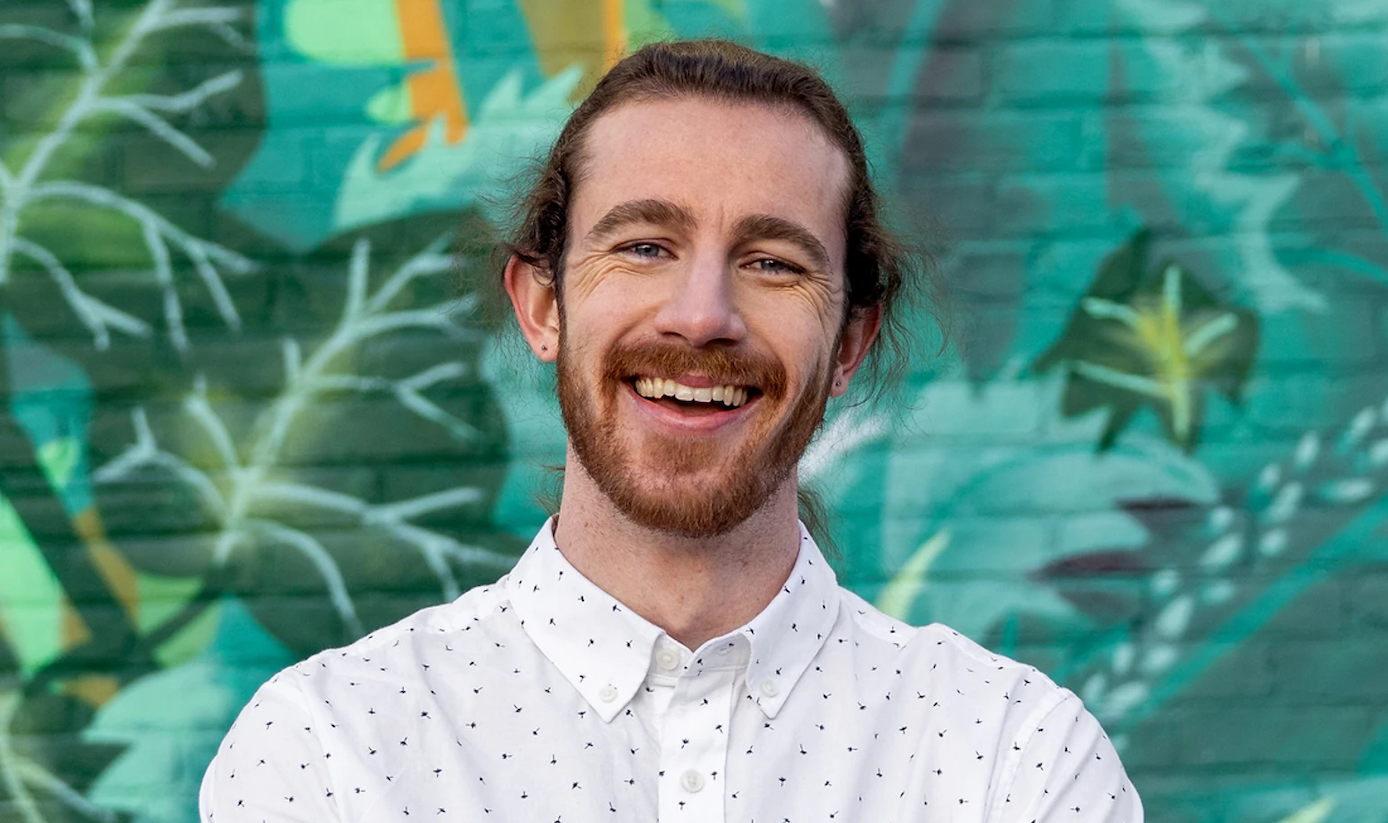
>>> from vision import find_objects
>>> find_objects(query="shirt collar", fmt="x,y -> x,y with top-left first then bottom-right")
739,525 -> 840,718
507,520 -> 841,722
505,521 -> 662,722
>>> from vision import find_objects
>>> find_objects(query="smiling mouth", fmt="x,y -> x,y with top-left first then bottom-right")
630,376 -> 760,414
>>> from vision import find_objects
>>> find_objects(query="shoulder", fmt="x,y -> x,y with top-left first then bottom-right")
835,586 -> 919,647
324,578 -> 511,657
262,578 -> 517,701
836,585 -> 1072,718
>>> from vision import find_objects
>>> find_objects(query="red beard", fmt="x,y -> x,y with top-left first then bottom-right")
556,334 -> 834,537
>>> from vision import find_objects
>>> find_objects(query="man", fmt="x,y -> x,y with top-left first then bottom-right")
200,40 -> 1142,822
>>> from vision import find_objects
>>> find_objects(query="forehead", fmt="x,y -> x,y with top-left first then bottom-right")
573,97 -> 850,254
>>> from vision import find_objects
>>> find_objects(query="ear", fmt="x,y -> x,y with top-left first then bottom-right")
504,255 -> 560,363
830,304 -> 882,398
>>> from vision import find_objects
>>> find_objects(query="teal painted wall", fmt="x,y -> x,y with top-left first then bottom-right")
2,0 -> 1387,820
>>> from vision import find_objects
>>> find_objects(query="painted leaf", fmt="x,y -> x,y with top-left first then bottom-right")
89,235 -> 526,658
1033,230 -> 1259,452
333,66 -> 583,238
1033,548 -> 1153,625
875,372 -> 1220,649
0,689 -> 125,823
0,12 -> 263,809
1064,395 -> 1388,742
84,600 -> 295,823
221,0 -> 546,249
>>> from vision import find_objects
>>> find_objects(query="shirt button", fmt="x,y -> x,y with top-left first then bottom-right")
598,684 -> 618,702
680,769 -> 705,793
656,649 -> 680,671
759,679 -> 779,698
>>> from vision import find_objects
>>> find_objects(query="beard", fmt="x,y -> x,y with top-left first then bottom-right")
556,333 -> 835,538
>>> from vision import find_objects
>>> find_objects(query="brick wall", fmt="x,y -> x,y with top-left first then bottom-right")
1,0 -> 1386,820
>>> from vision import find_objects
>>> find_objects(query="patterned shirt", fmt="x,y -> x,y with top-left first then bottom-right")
200,521 -> 1142,822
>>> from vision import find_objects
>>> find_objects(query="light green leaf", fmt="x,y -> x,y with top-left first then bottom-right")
877,372 -> 1219,641
333,66 -> 582,237
0,497 -> 66,675
284,0 -> 404,65
85,600 -> 293,823
875,530 -> 950,620
1273,798 -> 1335,823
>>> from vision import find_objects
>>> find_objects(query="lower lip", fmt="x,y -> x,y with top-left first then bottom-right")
623,382 -> 758,434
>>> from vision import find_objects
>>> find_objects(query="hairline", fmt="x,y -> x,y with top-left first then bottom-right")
568,93 -> 854,230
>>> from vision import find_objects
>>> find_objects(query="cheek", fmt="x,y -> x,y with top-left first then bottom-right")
739,284 -> 844,349
736,265 -> 845,321
565,253 -> 669,313
744,308 -> 838,379
561,253 -> 612,308
561,281 -> 656,360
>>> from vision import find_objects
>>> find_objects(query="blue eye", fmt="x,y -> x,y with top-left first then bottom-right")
751,258 -> 802,274
625,243 -> 663,258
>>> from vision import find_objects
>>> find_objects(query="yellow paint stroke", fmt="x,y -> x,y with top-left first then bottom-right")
515,0 -> 626,96
602,0 -> 626,70
63,675 -> 121,707
1274,798 -> 1335,823
377,0 -> 470,171
55,509 -> 144,709
875,530 -> 951,621
60,508 -> 140,667
60,597 -> 92,650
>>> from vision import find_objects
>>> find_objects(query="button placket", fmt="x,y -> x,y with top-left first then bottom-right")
657,666 -> 734,821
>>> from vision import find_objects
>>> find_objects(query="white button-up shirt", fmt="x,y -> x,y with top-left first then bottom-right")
200,522 -> 1142,822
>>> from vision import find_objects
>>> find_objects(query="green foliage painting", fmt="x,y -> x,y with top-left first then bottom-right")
1034,230 -> 1260,452
1,0 -> 1386,821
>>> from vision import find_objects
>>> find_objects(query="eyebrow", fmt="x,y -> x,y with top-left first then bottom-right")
731,214 -> 833,273
583,198 -> 833,273
584,199 -> 696,244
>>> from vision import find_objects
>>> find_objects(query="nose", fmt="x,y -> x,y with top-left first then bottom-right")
651,254 -> 747,347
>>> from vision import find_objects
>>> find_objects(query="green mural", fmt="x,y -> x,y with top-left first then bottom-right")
1034,230 -> 1261,452
1,0 -> 1386,821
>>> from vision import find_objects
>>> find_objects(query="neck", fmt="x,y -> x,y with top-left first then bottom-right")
552,445 -> 802,650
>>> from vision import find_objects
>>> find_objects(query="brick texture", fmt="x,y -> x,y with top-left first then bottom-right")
1,1 -> 1386,821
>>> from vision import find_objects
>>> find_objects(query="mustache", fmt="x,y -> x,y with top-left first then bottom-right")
602,340 -> 788,398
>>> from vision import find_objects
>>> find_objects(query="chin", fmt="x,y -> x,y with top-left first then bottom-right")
591,456 -> 790,539
619,501 -> 757,540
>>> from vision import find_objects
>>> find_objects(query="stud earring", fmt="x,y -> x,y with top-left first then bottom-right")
541,344 -> 548,352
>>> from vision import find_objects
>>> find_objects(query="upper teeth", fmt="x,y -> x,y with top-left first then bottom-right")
634,377 -> 748,407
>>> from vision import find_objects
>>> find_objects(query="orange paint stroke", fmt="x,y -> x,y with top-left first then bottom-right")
60,508 -> 139,655
378,0 -> 470,172
601,0 -> 626,69
64,674 -> 121,708
76,508 -> 140,622
60,598 -> 92,650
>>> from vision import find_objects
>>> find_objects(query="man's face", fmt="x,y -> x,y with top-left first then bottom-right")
552,97 -> 863,537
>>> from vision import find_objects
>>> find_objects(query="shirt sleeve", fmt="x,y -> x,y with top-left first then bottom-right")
199,671 -> 341,823
997,693 -> 1144,823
